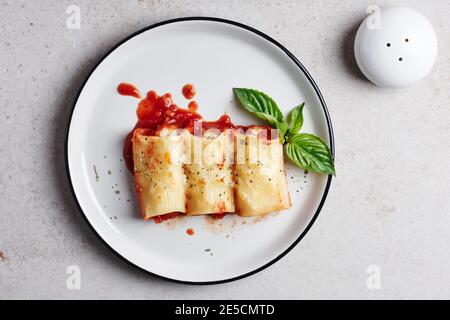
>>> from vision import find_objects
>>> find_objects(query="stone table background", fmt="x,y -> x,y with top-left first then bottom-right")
1,0 -> 449,299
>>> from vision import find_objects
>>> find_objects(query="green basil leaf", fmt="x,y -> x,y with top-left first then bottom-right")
253,112 -> 281,127
275,120 -> 288,143
285,133 -> 335,175
286,103 -> 304,136
233,88 -> 284,126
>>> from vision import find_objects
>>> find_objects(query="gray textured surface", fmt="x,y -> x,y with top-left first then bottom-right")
1,0 -> 450,299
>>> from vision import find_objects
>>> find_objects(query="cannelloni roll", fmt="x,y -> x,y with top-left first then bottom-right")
132,128 -> 187,219
132,127 -> 291,219
234,129 -> 291,216
184,130 -> 235,215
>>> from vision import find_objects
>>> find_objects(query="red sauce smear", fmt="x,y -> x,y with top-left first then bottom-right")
186,228 -> 195,236
182,83 -> 196,100
212,212 -> 227,220
118,82 -> 141,99
152,212 -> 179,224
188,101 -> 198,112
121,83 -> 274,223
211,200 -> 227,219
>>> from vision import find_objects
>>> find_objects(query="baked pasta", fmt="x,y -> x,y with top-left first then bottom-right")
132,127 -> 291,218
132,128 -> 186,219
234,129 -> 291,216
123,85 -> 292,221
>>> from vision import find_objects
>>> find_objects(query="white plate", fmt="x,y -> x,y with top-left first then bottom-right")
66,17 -> 334,284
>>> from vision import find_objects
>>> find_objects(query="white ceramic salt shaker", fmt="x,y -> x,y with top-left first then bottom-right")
354,6 -> 438,88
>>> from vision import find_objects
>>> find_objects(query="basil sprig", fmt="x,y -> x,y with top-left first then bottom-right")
285,133 -> 335,175
286,103 -> 304,136
232,88 -> 283,127
233,88 -> 335,175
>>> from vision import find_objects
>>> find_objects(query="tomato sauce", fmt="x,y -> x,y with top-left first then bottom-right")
187,100 -> 198,113
182,83 -> 196,100
118,83 -> 141,99
153,212 -> 179,224
212,212 -> 227,220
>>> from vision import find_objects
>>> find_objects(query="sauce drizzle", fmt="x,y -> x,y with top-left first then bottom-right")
187,101 -> 198,113
153,212 -> 179,224
118,82 -> 142,99
182,83 -> 196,100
